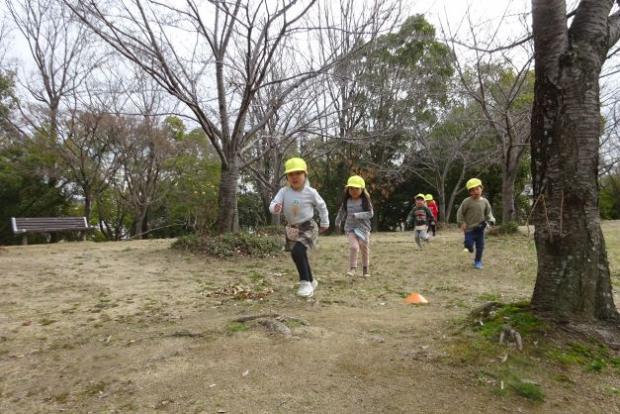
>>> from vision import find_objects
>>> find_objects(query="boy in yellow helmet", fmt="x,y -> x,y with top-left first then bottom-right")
456,178 -> 495,269
270,157 -> 329,297
406,193 -> 435,249
335,175 -> 374,277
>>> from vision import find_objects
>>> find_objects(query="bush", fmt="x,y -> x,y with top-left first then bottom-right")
488,221 -> 520,236
172,231 -> 282,258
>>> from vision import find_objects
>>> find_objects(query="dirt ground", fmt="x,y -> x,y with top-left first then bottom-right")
1,223 -> 619,413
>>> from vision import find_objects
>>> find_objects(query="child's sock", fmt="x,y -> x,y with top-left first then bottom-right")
363,266 -> 368,274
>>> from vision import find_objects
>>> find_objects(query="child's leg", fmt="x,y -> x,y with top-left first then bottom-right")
291,242 -> 313,282
359,236 -> 369,268
464,230 -> 475,252
415,230 -> 422,248
347,232 -> 360,269
474,228 -> 485,263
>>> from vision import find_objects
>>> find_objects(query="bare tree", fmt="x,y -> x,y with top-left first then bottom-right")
530,0 -> 619,321
62,0 -> 388,233
59,108 -> 123,221
244,72 -> 325,225
445,13 -> 534,224
411,105 -> 498,224
6,0 -> 100,142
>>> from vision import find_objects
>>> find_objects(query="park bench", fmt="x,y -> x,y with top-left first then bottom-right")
11,217 -> 92,245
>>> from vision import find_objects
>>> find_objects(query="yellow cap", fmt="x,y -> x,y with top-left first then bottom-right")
284,157 -> 307,174
415,193 -> 426,200
425,194 -> 433,201
345,175 -> 365,189
466,178 -> 483,190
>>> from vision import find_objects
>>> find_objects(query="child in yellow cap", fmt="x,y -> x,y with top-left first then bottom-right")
335,175 -> 374,277
456,178 -> 495,269
269,157 -> 329,297
406,194 -> 435,249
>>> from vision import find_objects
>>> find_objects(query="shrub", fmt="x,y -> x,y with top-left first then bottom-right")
172,231 -> 282,258
488,221 -> 520,236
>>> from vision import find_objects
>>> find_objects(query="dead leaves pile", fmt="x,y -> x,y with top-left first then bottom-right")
205,284 -> 274,300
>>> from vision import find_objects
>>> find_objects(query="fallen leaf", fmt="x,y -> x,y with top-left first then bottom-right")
242,369 -> 250,377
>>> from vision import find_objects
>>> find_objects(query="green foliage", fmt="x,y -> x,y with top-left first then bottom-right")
546,341 -> 620,373
488,221 -> 520,236
509,379 -> 545,402
473,302 -> 544,340
238,191 -> 269,229
600,170 -> 620,219
172,231 -> 282,258
226,322 -> 249,334
0,144 -> 72,244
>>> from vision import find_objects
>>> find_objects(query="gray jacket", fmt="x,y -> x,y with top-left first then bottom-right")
335,197 -> 374,238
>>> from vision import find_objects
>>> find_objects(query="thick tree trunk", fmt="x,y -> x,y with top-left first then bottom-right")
216,161 -> 240,234
530,0 -> 618,321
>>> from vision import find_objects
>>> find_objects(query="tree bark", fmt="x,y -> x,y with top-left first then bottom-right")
530,0 -> 618,321
501,166 -> 518,223
217,160 -> 240,234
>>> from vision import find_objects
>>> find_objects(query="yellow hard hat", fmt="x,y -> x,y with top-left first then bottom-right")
284,157 -> 307,174
466,178 -> 483,190
415,193 -> 426,200
345,175 -> 365,189
425,194 -> 433,201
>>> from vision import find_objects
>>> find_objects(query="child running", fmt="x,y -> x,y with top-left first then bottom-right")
456,178 -> 496,269
425,194 -> 439,236
269,157 -> 329,297
406,194 -> 435,249
335,175 -> 374,278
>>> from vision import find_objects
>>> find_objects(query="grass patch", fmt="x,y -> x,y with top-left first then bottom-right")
509,379 -> 545,401
473,301 -> 545,341
227,322 -> 249,334
172,232 -> 282,258
39,318 -> 57,326
546,341 -> 620,373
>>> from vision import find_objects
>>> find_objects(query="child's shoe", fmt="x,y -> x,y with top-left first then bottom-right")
474,260 -> 483,269
362,267 -> 370,278
346,268 -> 356,277
463,248 -> 470,253
297,281 -> 314,297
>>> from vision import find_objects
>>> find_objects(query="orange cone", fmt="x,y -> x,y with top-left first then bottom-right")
405,292 -> 429,304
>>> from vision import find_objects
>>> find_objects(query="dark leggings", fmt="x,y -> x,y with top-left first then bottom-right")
291,242 -> 313,282
464,225 -> 485,262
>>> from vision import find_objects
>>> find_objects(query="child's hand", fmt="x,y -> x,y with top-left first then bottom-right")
460,223 -> 467,232
319,226 -> 329,233
272,203 -> 282,214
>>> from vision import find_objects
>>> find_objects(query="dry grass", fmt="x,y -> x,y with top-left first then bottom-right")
0,222 -> 619,413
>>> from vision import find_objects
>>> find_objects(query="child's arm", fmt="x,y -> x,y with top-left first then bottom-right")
353,210 -> 373,220
425,207 -> 434,225
312,190 -> 330,229
269,188 -> 285,214
485,199 -> 496,225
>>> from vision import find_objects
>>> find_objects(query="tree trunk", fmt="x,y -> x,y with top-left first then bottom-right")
501,167 -> 517,223
216,161 -> 240,234
530,0 -> 618,321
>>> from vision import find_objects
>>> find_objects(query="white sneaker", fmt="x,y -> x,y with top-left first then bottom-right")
297,281 -> 314,297
346,268 -> 356,277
